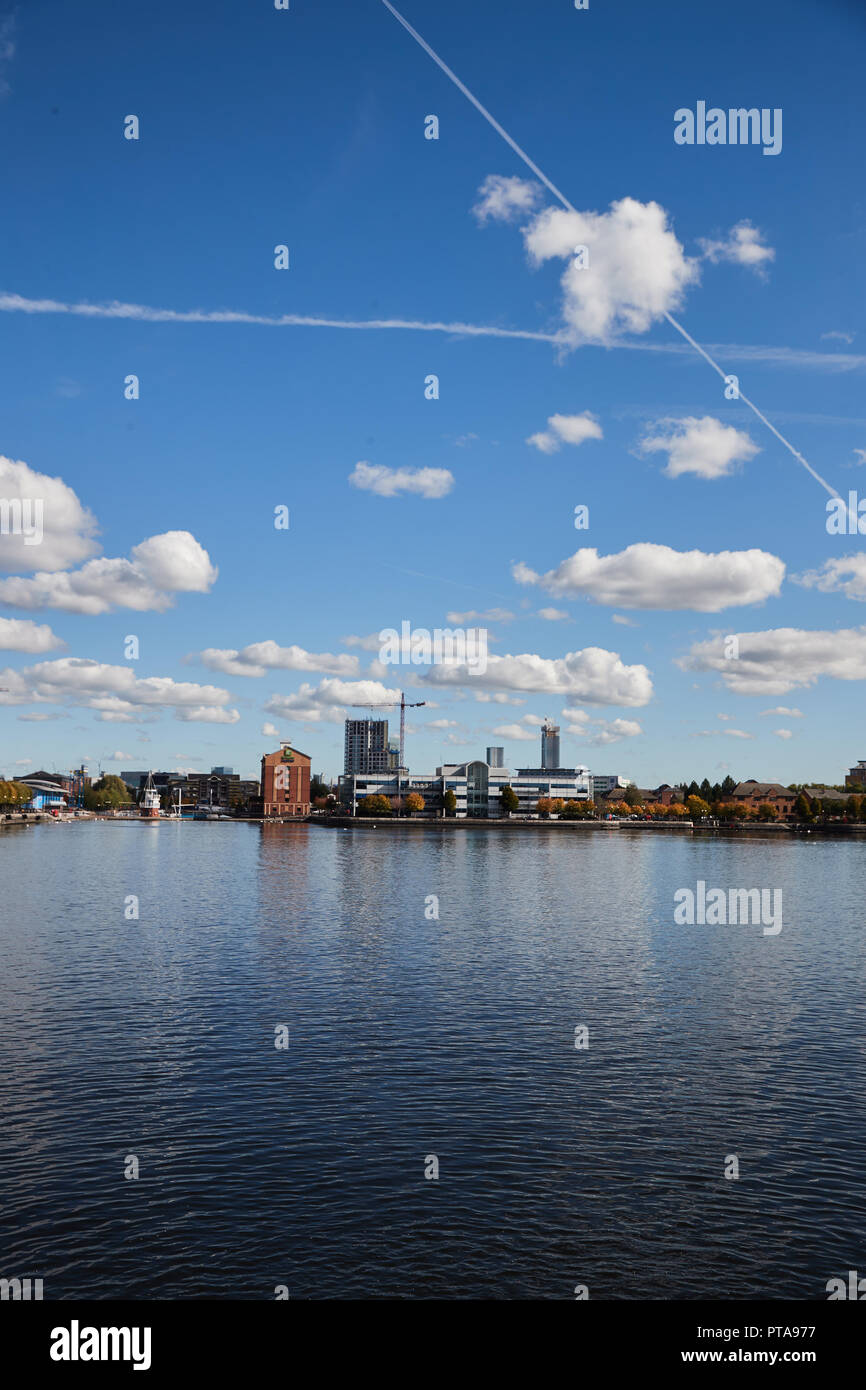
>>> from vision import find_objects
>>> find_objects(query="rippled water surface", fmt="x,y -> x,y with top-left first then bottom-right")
1,820 -> 864,1299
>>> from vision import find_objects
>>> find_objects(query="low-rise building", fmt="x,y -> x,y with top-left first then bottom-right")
845,761 -> 866,790
731,781 -> 796,816
339,759 -> 593,817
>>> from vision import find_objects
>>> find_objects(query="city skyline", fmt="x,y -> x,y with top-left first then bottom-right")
2,0 -> 865,787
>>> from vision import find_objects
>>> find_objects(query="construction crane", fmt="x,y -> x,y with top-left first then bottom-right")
351,691 -> 426,772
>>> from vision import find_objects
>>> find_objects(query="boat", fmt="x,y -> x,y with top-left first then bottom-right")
139,771 -> 161,820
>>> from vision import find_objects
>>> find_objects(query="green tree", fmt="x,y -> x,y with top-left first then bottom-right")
721,774 -> 737,796
757,802 -> 777,821
499,785 -> 519,815
310,776 -> 329,802
794,792 -> 812,821
443,789 -> 457,816
623,785 -> 644,807
84,775 -> 133,811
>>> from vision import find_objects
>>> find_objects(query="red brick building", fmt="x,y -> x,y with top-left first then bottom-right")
261,743 -> 311,817
731,781 -> 796,817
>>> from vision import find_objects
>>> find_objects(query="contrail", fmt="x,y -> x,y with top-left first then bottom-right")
379,0 -> 841,499
0,292 -> 560,344
2,291 -> 861,374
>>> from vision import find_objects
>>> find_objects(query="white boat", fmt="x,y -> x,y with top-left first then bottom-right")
139,771 -> 161,820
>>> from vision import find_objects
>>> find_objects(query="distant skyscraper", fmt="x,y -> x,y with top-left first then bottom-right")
344,719 -> 392,774
486,746 -> 504,768
541,720 -> 560,770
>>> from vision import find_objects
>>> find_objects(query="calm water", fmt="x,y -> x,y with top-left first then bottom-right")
1,820 -> 864,1300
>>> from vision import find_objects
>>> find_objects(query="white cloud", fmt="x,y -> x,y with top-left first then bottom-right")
760,706 -> 803,718
795,555 -> 866,602
472,174 -> 543,224
427,718 -> 459,729
263,677 -> 402,723
562,707 -> 643,745
536,607 -> 569,621
425,646 -> 653,706
175,706 -> 240,724
527,411 -> 603,454
774,729 -> 794,739
106,751 -> 133,762
0,531 -> 218,614
514,543 -> 784,612
492,722 -> 537,741
0,455 -> 99,572
342,632 -> 388,651
698,221 -> 775,275
822,331 -> 855,345
611,614 -> 637,627
198,641 -> 359,678
474,691 -> 525,705
349,462 -> 454,499
262,721 -> 280,738
0,657 -> 239,721
638,416 -> 760,480
853,449 -> 866,465
522,197 -> 699,346
445,608 -> 514,624
0,617 -> 65,653
680,626 -> 866,695
17,711 -> 67,722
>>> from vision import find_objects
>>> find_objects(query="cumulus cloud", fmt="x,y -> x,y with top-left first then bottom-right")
527,411 -> 603,454
262,721 -> 280,738
679,626 -> 866,695
492,722 -> 537,741
562,707 -> 643,745
774,729 -> 794,739
522,197 -> 699,346
424,646 -> 653,706
427,718 -> 459,730
349,462 -> 454,499
0,531 -> 218,614
263,677 -> 402,723
698,221 -> 775,275
795,555 -> 866,602
474,691 -> 525,705
175,706 -> 240,724
472,174 -> 543,224
638,416 -> 760,480
0,617 -> 65,653
0,455 -> 99,572
198,641 -> 359,678
760,706 -> 803,718
0,657 -> 239,721
514,543 -> 784,612
537,607 -> 569,621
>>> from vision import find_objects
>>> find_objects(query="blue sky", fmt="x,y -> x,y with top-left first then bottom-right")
1,0 -> 865,787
